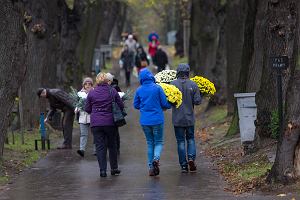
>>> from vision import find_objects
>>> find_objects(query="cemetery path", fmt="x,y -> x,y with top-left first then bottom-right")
0,70 -> 291,200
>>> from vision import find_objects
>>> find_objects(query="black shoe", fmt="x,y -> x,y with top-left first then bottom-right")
181,165 -> 188,173
77,150 -> 84,158
111,169 -> 121,176
152,160 -> 160,176
100,171 -> 107,177
188,160 -> 197,172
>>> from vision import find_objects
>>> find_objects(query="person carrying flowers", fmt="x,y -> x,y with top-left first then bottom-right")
171,63 -> 201,173
133,68 -> 171,176
75,77 -> 94,158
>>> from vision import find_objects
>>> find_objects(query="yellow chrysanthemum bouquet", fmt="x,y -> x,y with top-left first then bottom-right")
158,83 -> 182,108
190,76 -> 216,96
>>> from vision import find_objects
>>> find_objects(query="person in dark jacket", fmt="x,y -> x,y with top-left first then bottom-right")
171,63 -> 201,173
106,73 -> 122,155
120,45 -> 134,87
85,72 -> 124,178
37,88 -> 75,149
135,46 -> 149,74
153,46 -> 168,72
133,68 -> 171,176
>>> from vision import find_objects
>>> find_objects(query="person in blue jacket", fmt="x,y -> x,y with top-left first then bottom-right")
133,68 -> 171,176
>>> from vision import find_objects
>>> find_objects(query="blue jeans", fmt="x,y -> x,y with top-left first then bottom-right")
174,126 -> 196,167
142,124 -> 164,169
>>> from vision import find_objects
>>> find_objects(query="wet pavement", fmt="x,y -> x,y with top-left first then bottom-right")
0,75 -> 293,200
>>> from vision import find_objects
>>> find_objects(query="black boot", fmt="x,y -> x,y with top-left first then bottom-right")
77,150 -> 84,158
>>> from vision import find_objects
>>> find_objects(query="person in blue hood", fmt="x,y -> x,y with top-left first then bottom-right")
133,68 -> 171,176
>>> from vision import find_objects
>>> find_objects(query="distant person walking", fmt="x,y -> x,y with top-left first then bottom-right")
120,45 -> 135,87
171,63 -> 201,173
75,77 -> 94,157
148,35 -> 160,60
153,46 -> 168,72
135,46 -> 149,74
133,69 -> 171,176
37,88 -> 75,149
125,34 -> 137,53
85,73 -> 124,177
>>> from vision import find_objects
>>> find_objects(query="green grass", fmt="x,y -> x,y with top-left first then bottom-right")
239,162 -> 272,181
207,105 -> 227,124
0,176 -> 8,185
0,130 -> 49,186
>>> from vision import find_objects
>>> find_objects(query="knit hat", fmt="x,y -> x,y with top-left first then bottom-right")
106,73 -> 114,82
82,77 -> 93,86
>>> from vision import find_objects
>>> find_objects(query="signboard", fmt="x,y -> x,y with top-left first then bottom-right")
270,56 -> 289,70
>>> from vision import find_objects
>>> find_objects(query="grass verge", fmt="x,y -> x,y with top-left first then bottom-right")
0,130 -> 51,186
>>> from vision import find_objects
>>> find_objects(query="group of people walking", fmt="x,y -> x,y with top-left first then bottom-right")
37,72 -> 123,177
37,62 -> 201,178
120,33 -> 168,87
134,64 -> 201,176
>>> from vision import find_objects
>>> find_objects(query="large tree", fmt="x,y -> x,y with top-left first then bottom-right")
189,0 -> 227,106
19,0 -> 64,130
265,0 -> 300,184
0,0 -> 27,156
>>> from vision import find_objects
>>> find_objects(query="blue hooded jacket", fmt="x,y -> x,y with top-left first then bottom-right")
133,68 -> 171,125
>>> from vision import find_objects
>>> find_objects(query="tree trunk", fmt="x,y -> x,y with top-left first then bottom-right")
266,0 -> 300,184
0,0 -> 27,157
58,0 -> 85,89
77,0 -> 104,75
268,70 -> 300,184
96,1 -> 121,46
110,2 -> 127,45
225,0 -> 247,115
254,0 -> 296,138
20,0 -> 63,130
189,0 -> 227,106
226,0 -> 258,136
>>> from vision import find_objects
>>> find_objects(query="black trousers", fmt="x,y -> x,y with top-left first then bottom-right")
92,126 -> 118,172
62,109 -> 75,146
124,68 -> 131,86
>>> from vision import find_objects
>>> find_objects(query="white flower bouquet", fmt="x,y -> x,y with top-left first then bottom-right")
155,70 -> 177,83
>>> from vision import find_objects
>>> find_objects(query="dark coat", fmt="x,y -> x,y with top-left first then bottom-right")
46,89 -> 75,120
153,49 -> 168,70
135,51 -> 149,68
121,50 -> 134,70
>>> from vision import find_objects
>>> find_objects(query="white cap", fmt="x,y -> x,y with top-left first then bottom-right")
106,73 -> 114,81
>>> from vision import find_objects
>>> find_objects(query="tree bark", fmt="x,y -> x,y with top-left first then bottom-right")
189,0 -> 227,106
77,0 -> 103,75
0,0 -> 27,157
96,1 -> 121,46
226,0 -> 258,136
266,0 -> 300,184
255,0 -> 294,138
20,0 -> 63,130
225,0 -> 247,115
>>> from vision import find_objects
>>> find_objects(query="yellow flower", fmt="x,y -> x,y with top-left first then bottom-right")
158,83 -> 182,108
190,76 -> 216,97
